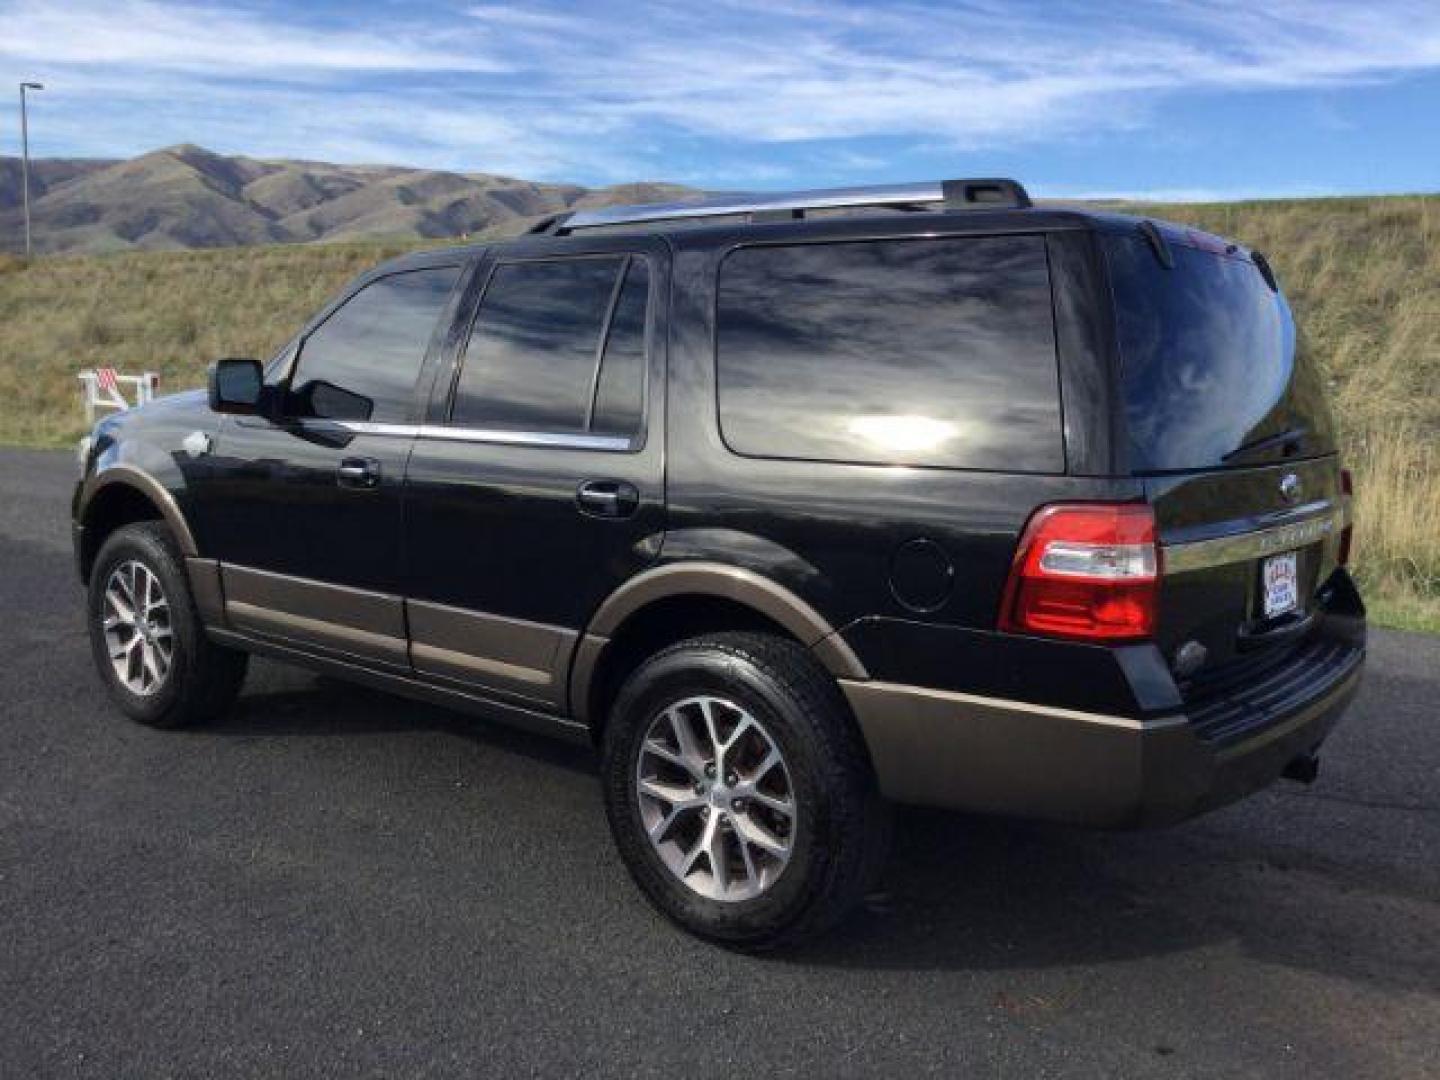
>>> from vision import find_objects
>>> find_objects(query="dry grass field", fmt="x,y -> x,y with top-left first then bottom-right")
0,194 -> 1436,629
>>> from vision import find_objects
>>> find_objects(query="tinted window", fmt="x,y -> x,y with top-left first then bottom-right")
716,236 -> 1061,471
1106,236 -> 1336,472
289,267 -> 460,422
453,257 -> 625,433
591,259 -> 649,436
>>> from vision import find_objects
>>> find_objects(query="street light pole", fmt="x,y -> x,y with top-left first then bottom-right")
20,82 -> 44,258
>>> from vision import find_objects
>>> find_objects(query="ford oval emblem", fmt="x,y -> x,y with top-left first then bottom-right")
1279,473 -> 1302,505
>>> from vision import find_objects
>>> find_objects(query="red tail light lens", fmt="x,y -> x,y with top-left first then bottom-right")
999,504 -> 1160,641
1338,468 -> 1354,567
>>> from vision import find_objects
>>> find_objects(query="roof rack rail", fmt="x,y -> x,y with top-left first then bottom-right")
558,177 -> 1031,232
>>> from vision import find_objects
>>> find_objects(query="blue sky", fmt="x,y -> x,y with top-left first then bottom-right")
1,0 -> 1438,198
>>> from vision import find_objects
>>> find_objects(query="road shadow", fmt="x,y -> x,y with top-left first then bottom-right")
787,807 -> 1214,971
783,800 -> 1440,997
189,664 -> 1439,996
197,672 -> 1220,973
201,667 -> 597,778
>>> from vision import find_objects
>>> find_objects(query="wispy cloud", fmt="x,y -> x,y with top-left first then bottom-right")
1,0 -> 1438,187
0,0 -> 504,75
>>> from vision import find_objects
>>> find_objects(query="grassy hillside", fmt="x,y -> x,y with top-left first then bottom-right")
0,145 -> 697,255
0,194 -> 1436,629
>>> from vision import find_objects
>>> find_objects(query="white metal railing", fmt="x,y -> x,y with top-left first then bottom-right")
77,368 -> 160,424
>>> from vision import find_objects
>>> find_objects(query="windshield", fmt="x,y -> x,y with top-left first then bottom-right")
1105,234 -> 1336,473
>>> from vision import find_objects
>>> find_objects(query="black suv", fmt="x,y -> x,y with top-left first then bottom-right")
73,177 -> 1365,948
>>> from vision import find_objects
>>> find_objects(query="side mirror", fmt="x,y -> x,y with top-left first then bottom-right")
208,357 -> 263,415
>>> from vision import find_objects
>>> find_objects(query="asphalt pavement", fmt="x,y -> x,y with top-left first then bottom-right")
1,447 -> 1436,1078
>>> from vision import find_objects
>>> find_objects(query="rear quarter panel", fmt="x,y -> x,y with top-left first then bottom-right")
662,224 -> 1145,709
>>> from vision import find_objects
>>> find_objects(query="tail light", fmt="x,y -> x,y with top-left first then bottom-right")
999,504 -> 1160,641
1338,468 -> 1354,567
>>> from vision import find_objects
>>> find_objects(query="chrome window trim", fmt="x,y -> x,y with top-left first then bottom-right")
1162,504 -> 1342,574
323,420 -> 418,438
313,419 -> 632,452
418,425 -> 632,451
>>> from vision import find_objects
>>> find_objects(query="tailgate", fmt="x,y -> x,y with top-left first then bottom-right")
1103,223 -> 1357,686
1151,456 -> 1348,678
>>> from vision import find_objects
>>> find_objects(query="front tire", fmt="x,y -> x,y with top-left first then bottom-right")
601,632 -> 890,950
87,521 -> 248,728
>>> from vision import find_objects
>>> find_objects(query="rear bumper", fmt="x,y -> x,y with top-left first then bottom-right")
840,646 -> 1363,827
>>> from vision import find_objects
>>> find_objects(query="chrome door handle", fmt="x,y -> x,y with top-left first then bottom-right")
577,480 -> 639,518
337,457 -> 381,489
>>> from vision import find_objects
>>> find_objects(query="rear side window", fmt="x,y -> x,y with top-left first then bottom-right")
591,260 -> 649,436
1106,235 -> 1337,472
716,236 -> 1062,472
288,267 -> 460,422
452,255 -> 649,438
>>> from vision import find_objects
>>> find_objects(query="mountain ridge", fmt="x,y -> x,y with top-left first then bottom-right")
0,145 -> 698,254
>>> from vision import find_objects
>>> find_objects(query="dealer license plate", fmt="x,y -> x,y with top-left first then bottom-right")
1261,551 -> 1300,619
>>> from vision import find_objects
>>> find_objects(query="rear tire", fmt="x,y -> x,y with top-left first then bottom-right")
601,631 -> 890,950
86,522 -> 247,728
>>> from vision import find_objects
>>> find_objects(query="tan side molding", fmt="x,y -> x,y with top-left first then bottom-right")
222,564 -> 407,666
583,561 -> 867,681
570,561 -> 868,725
840,679 -> 1190,824
407,598 -> 576,706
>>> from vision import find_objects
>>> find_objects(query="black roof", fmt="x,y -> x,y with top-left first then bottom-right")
367,177 -> 1250,273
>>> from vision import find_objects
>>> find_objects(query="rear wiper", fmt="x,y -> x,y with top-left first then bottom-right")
1221,425 -> 1308,463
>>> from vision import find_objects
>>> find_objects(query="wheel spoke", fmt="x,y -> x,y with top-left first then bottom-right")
681,817 -> 715,877
705,819 -> 730,893
697,698 -> 723,761
743,788 -> 794,818
141,643 -> 162,687
667,707 -> 707,774
105,589 -> 136,626
638,777 -> 700,807
642,736 -> 697,777
749,747 -> 782,783
716,714 -> 756,773
144,573 -> 168,620
116,564 -> 134,604
648,805 -> 682,843
733,813 -> 789,861
124,563 -> 143,610
736,828 -> 759,892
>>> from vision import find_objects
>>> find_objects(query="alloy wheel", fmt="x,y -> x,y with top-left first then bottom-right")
101,560 -> 174,696
635,695 -> 796,902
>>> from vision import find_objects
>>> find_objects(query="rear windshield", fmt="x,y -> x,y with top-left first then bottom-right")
1105,235 -> 1336,473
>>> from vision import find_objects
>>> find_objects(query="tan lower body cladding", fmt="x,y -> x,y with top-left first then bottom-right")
407,599 -> 575,707
840,679 -> 1191,826
218,564 -> 574,706
222,564 -> 408,667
